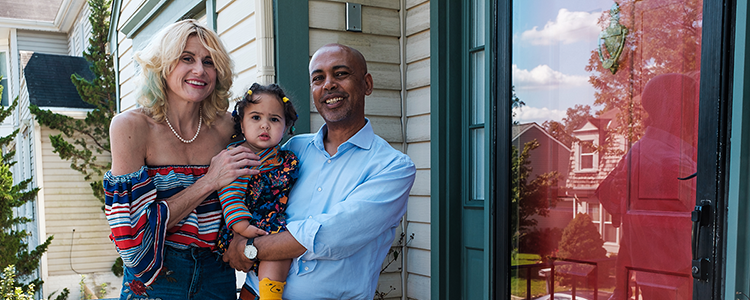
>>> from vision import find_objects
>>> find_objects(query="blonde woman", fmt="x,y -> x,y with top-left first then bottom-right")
104,19 -> 258,299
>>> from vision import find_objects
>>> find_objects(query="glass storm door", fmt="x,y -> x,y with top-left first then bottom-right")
506,0 -> 729,299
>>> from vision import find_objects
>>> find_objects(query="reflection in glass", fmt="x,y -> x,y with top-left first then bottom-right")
472,51 -> 486,124
472,0 -> 485,48
472,128 -> 485,200
510,1 -> 702,299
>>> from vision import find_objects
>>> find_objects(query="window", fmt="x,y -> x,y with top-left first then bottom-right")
579,140 -> 595,170
468,0 -> 486,202
0,51 -> 7,106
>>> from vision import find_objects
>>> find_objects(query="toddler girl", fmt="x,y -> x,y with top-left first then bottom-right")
217,83 -> 298,300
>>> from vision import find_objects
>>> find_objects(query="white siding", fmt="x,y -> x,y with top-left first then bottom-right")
68,1 -> 92,57
404,1 -> 431,299
308,0 -> 403,144
115,0 -> 144,112
40,127 -> 117,275
16,30 -> 69,55
217,0 -> 264,96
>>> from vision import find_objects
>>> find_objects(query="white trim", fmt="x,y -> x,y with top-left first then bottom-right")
256,0 -> 275,84
33,120 -> 48,289
36,107 -> 94,119
120,0 -> 170,38
9,29 -> 18,101
574,138 -> 598,172
54,0 -> 88,33
0,0 -> 86,33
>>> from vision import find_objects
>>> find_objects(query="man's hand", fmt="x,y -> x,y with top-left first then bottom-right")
223,234 -> 254,272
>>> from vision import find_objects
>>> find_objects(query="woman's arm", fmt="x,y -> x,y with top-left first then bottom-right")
109,111 -> 262,229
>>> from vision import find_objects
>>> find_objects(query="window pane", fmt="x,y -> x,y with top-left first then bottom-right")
605,223 -> 617,243
471,0 -> 485,47
472,51 -> 485,124
581,154 -> 593,169
589,205 -> 600,222
511,1 -> 702,298
472,127 -> 485,200
0,52 -> 7,106
581,141 -> 594,153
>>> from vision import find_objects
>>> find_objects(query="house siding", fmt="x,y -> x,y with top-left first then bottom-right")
114,0 -> 144,112
39,126 -> 117,275
69,1 -> 92,57
308,0 -> 403,144
16,30 -> 69,55
216,0 -> 269,93
404,0 -> 431,299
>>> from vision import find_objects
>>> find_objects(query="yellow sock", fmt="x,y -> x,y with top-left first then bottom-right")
258,278 -> 285,300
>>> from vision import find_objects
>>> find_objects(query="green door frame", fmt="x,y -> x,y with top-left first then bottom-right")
431,0 -> 498,298
273,0 -> 310,135
726,0 -> 750,297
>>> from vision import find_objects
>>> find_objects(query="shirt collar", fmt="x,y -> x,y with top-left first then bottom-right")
312,118 -> 374,154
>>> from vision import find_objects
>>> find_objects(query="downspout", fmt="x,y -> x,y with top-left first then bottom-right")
399,0 -> 408,299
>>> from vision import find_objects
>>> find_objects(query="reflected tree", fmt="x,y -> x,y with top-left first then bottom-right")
511,140 -> 561,254
585,0 -> 702,144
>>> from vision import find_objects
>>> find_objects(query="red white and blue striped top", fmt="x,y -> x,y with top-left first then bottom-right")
103,165 -> 222,286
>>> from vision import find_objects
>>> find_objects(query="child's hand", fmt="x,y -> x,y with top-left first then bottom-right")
233,220 -> 269,238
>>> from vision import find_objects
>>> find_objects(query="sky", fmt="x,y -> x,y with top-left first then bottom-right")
512,0 -> 616,124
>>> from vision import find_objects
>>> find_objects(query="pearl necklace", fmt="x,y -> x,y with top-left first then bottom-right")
165,109 -> 202,144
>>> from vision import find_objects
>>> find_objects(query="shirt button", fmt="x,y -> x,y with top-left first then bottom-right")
317,187 -> 322,191
327,159 -> 331,163
302,260 -> 306,263
305,267 -> 309,271
308,216 -> 312,218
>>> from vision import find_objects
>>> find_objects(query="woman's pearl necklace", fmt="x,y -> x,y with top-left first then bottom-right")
165,108 -> 202,144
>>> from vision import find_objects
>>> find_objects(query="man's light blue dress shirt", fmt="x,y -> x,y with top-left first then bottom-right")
246,119 -> 416,299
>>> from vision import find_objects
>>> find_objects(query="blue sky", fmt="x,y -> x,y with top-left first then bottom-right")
512,0 -> 615,124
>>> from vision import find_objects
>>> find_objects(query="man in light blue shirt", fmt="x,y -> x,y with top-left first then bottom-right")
225,43 -> 416,299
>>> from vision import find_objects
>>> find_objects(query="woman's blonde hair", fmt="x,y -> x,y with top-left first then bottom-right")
134,19 -> 233,125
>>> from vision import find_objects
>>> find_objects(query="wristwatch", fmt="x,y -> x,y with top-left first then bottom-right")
244,237 -> 258,260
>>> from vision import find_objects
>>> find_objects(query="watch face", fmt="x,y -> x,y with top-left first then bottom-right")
244,245 -> 258,260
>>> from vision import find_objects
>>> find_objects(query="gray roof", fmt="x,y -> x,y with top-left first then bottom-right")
24,52 -> 95,108
0,0 -> 63,22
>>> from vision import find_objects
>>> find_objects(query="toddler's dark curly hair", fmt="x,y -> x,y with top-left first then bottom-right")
232,83 -> 298,138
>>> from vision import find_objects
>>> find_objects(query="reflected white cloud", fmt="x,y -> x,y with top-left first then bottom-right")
521,9 -> 601,45
513,64 -> 589,88
513,106 -> 566,124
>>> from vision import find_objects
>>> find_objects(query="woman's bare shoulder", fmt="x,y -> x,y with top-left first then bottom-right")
111,108 -> 154,130
110,109 -> 153,174
213,111 -> 236,137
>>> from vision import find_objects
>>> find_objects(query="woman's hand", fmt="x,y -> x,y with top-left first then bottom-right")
204,145 -> 262,191
165,145 -> 261,229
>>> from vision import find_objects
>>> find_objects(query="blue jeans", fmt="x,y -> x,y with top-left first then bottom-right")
119,246 -> 235,300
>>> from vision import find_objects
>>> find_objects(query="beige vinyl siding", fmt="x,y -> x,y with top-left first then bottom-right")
308,0 -> 403,144
404,0 -> 431,299
115,0 -> 142,112
216,0 -> 262,95
117,32 -> 137,111
40,127 -> 117,275
16,30 -> 69,55
68,2 -> 92,57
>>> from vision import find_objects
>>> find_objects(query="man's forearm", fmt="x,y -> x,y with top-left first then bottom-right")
256,231 -> 307,261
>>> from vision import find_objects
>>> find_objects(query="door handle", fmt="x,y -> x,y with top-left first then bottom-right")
691,200 -> 711,280
679,172 -> 698,180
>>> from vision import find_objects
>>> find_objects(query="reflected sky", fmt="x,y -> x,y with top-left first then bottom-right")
512,0 -> 615,123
